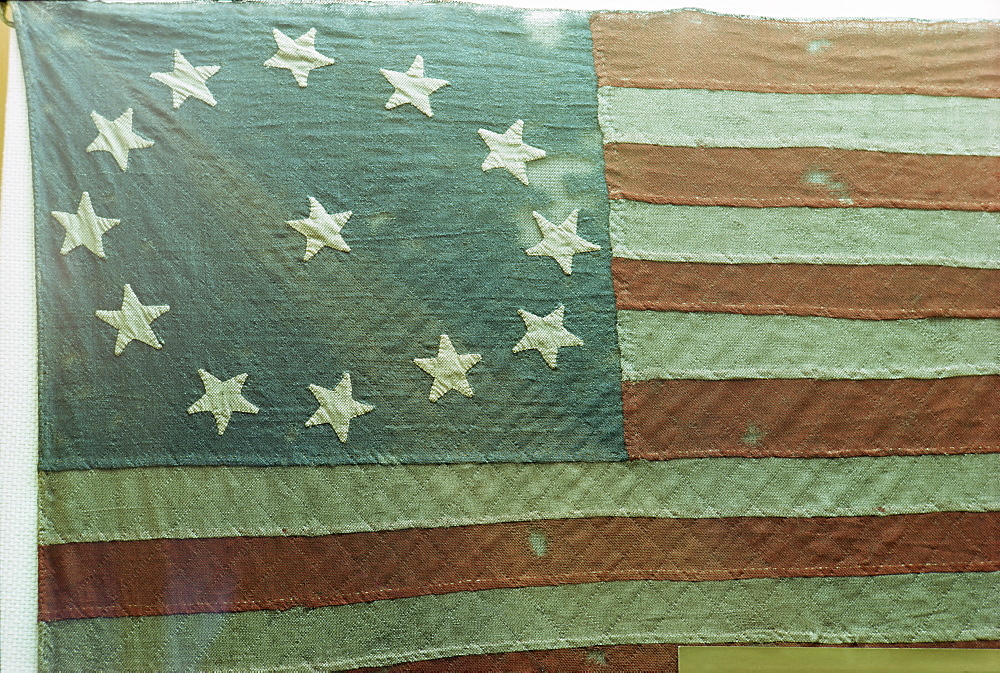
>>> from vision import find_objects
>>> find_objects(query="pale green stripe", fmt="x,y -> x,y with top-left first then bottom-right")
618,310 -> 1000,380
40,455 -> 1000,544
40,574 -> 1000,671
598,87 -> 1000,155
609,201 -> 1000,268
680,646 -> 1000,673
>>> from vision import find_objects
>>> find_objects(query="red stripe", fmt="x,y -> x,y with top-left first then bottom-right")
623,378 -> 1000,459
612,258 -> 1000,319
40,512 -> 1000,620
605,144 -> 1000,211
350,644 -> 679,672
591,10 -> 1000,97
348,642 -> 1000,673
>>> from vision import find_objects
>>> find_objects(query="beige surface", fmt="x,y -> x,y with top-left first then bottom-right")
680,646 -> 1000,673
0,10 -> 9,192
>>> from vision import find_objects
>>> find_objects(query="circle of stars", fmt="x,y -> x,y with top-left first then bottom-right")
60,24 -> 604,440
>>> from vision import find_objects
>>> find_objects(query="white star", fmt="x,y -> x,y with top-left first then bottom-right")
286,197 -> 352,261
413,334 -> 482,403
478,120 -> 546,185
525,209 -> 600,275
264,28 -> 335,87
94,284 -> 170,355
150,50 -> 221,109
187,369 -> 260,435
51,192 -> 120,258
380,55 -> 449,117
306,373 -> 374,443
512,305 -> 583,369
86,109 -> 154,171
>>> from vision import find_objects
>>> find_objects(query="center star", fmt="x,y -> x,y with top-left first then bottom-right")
264,27 -> 335,87
512,305 -> 584,369
413,334 -> 482,402
86,109 -> 154,171
478,119 -> 547,185
187,369 -> 260,435
94,284 -> 170,355
380,55 -> 449,117
150,50 -> 221,109
286,197 -> 353,261
525,209 -> 600,275
305,373 -> 374,443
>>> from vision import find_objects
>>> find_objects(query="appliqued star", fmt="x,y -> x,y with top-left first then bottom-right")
380,55 -> 449,117
187,369 -> 260,435
51,192 -> 119,258
525,209 -> 600,275
413,334 -> 482,402
94,284 -> 170,355
151,50 -> 221,109
265,28 -> 335,87
86,109 -> 154,171
286,197 -> 352,261
512,305 -> 583,369
478,119 -> 547,185
306,373 -> 374,443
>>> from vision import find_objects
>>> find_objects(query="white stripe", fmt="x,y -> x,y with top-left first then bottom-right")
599,86 -> 1000,155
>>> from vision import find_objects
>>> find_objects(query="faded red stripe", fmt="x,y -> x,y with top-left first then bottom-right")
605,144 -> 1000,211
350,644 -> 679,672
40,512 -> 1000,620
591,10 -> 1000,97
612,258 -> 1000,319
623,378 -> 1000,459
348,642 -> 1000,673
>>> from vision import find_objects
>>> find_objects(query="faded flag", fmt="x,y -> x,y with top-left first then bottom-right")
17,1 -> 1000,670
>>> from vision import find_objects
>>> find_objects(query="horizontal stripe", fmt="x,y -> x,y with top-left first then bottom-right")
598,88 -> 1000,156
608,202 -> 1000,268
590,10 -> 1000,97
617,310 -> 1000,380
40,455 -> 1000,544
604,144 -> 1000,211
350,644 -> 681,672
40,512 -> 1000,620
681,646 -> 1000,673
612,259 -> 1000,319
350,643 -> 1000,673
39,574 -> 1000,671
623,378 -> 1000,459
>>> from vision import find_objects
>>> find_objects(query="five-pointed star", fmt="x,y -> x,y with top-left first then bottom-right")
478,119 -> 547,185
380,55 -> 449,117
86,109 -> 154,171
94,284 -> 170,355
265,28 -> 335,87
187,369 -> 260,435
51,192 -> 120,258
306,373 -> 374,442
286,197 -> 353,261
150,50 -> 221,109
512,305 -> 583,369
525,209 -> 600,275
413,334 -> 482,402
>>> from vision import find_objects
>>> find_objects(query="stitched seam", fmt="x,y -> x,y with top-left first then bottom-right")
630,446 -> 1000,456
599,79 -> 1000,98
627,307 -> 1000,317
608,190 -> 1000,210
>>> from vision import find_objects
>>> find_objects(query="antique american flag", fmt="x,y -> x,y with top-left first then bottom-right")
17,0 -> 1000,670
